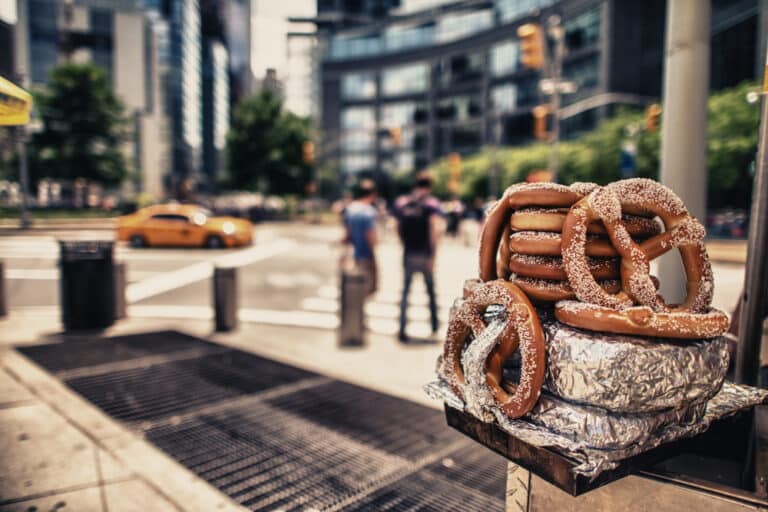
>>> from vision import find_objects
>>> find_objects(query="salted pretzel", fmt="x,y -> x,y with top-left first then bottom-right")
479,182 -> 597,281
509,231 -> 620,257
442,280 -> 546,419
555,300 -> 730,339
510,208 -> 662,236
511,275 -> 660,303
561,178 -> 716,313
509,253 -> 619,281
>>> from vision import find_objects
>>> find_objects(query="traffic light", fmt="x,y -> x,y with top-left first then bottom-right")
645,103 -> 662,132
517,23 -> 545,70
302,141 -> 315,164
532,105 -> 549,140
389,126 -> 402,146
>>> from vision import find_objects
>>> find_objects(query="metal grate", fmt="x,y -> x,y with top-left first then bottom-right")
65,350 -> 316,422
20,331 -> 506,510
265,380 -> 458,462
18,331 -> 216,373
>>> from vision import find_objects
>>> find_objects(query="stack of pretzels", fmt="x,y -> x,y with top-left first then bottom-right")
440,178 -> 730,422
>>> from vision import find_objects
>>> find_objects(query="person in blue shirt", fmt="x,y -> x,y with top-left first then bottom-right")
342,179 -> 378,295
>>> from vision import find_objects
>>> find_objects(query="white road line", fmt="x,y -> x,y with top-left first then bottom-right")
300,296 -> 450,321
6,268 -> 161,281
125,239 -> 296,304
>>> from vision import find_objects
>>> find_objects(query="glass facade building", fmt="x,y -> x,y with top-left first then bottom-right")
317,0 -> 763,185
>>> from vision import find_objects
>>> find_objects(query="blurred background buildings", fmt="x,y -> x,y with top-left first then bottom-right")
1,0 -> 766,197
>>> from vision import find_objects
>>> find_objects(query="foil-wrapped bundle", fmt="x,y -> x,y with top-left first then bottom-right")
542,320 -> 729,413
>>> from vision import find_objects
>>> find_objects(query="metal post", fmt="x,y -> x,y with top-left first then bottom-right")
339,267 -> 366,346
657,0 -> 711,303
547,16 -> 565,183
505,462 -> 531,512
114,262 -> 127,320
735,76 -> 768,385
0,261 -> 6,318
213,266 -> 238,332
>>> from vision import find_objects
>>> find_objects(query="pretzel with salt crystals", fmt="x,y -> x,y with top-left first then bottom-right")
509,231 -> 620,257
479,182 -> 598,281
511,274 -> 660,303
510,208 -> 662,237
442,280 -> 546,419
555,300 -> 730,339
561,178 -> 716,313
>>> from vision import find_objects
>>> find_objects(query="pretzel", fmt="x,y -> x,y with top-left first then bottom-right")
442,280 -> 546,419
561,178 -> 714,313
510,208 -> 662,236
496,224 -> 512,280
479,182 -> 597,281
509,253 -> 619,281
555,300 -> 729,339
509,231 -> 619,257
511,275 -> 660,303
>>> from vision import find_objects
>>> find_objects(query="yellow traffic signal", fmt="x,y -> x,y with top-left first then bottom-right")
302,141 -> 315,164
517,23 -> 545,70
389,126 -> 402,146
532,105 -> 549,140
645,103 -> 662,132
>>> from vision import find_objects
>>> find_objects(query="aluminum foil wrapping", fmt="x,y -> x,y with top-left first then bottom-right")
542,320 -> 730,413
425,379 -> 768,479
426,295 -> 768,479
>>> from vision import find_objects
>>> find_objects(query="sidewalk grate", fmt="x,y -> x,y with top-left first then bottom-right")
66,350 -> 316,422
18,331 -> 505,510
19,330 -> 215,373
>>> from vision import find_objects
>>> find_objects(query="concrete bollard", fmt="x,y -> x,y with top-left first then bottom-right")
213,266 -> 238,332
114,262 -> 126,320
339,268 -> 366,346
0,261 -> 6,318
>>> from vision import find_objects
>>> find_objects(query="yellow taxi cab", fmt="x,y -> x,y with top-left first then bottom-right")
117,203 -> 253,248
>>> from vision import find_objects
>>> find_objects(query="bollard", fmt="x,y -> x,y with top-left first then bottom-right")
213,266 -> 238,332
0,261 -> 6,318
114,262 -> 126,320
339,268 -> 366,346
59,241 -> 116,331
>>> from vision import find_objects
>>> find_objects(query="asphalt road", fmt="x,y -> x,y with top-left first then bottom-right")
0,222 -> 747,335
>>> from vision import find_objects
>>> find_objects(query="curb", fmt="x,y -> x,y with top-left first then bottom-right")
1,347 -> 248,512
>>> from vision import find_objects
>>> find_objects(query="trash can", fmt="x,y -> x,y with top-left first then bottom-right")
59,240 -> 116,330
213,266 -> 238,332
339,268 -> 366,346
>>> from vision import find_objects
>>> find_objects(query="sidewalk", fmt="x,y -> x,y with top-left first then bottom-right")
0,306 -> 445,511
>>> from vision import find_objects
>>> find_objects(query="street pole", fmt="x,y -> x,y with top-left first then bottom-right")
657,0 -> 710,303
17,127 -> 31,229
547,16 -> 565,183
735,58 -> 768,386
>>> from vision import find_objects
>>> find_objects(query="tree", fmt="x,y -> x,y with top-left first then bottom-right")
29,63 -> 130,186
225,90 -> 313,195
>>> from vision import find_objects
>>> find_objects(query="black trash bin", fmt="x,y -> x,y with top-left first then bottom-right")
59,240 -> 116,330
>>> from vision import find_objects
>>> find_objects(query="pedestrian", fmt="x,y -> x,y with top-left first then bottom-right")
342,179 -> 378,295
394,171 -> 443,342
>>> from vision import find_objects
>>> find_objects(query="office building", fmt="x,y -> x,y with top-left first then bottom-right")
202,39 -> 229,186
14,0 -> 172,197
313,0 -> 763,182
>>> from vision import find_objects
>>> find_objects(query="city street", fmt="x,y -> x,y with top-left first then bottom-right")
1,221 -> 747,331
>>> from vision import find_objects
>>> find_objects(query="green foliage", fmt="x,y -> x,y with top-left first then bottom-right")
29,63 -> 130,186
427,81 -> 760,209
225,90 -> 313,195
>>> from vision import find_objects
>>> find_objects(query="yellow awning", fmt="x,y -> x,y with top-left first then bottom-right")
0,75 -> 32,126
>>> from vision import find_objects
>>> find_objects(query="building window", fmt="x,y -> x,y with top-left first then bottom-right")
496,0 -> 556,24
341,106 -> 375,130
381,63 -> 429,96
565,7 -> 602,52
564,54 -> 600,90
342,131 -> 375,152
341,153 -> 375,174
491,84 -> 518,113
436,94 -> 482,122
491,40 -> 519,76
341,72 -> 377,100
385,22 -> 435,52
438,51 -> 484,88
380,101 -> 427,128
436,9 -> 494,43
330,34 -> 382,60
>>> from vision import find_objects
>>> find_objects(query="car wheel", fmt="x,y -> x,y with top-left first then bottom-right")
130,235 -> 147,248
205,235 -> 224,249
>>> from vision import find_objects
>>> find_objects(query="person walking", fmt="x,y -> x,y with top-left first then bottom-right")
342,179 -> 378,295
394,171 -> 443,342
